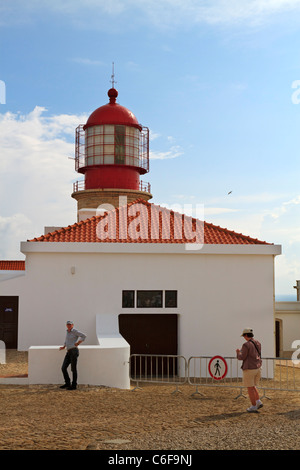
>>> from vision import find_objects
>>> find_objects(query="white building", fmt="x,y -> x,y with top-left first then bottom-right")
0,86 -> 282,387
275,289 -> 300,358
0,199 -> 280,354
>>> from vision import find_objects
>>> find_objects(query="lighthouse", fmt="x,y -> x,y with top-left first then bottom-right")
72,85 -> 152,221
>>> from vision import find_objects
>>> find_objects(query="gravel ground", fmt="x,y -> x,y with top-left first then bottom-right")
0,351 -> 299,451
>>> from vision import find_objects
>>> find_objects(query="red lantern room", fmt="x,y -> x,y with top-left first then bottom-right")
72,86 -> 152,221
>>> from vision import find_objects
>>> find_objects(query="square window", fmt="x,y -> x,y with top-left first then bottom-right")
137,290 -> 163,308
165,291 -> 177,308
122,290 -> 135,308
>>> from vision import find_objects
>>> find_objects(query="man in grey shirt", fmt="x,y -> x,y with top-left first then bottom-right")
59,321 -> 86,390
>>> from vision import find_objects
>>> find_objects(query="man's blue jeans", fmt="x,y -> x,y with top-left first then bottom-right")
61,347 -> 79,387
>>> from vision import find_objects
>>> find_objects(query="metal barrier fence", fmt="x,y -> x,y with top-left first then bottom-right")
130,354 -> 187,392
129,354 -> 300,396
188,356 -> 300,396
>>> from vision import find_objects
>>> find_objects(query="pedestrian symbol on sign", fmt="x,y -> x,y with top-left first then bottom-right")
208,356 -> 228,381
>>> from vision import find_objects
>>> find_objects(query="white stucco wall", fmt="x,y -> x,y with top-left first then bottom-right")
275,301 -> 300,355
0,242 -> 280,361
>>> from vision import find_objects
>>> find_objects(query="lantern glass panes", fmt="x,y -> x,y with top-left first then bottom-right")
84,124 -> 140,166
103,125 -> 114,164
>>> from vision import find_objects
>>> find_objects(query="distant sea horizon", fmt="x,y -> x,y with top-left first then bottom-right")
275,294 -> 298,302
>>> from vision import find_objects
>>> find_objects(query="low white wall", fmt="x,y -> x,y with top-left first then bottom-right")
28,345 -> 130,389
24,314 -> 131,389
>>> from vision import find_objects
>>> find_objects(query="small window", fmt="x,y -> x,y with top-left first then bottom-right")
137,290 -> 163,308
165,290 -> 177,308
122,290 -> 135,308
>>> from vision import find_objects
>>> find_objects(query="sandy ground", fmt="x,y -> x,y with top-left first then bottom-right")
0,350 -> 299,452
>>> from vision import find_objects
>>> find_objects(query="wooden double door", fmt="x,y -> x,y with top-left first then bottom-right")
119,314 -> 178,376
0,296 -> 19,349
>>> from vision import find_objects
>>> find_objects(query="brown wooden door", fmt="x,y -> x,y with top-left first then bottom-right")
0,297 -> 18,349
119,314 -> 178,376
275,320 -> 280,357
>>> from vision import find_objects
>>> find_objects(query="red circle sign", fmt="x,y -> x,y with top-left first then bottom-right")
208,356 -> 228,381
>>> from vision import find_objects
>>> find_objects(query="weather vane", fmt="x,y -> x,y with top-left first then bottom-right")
110,62 -> 117,89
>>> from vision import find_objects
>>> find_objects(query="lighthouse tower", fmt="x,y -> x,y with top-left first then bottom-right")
72,85 -> 152,221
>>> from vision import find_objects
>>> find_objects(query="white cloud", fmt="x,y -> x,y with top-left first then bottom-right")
204,207 -> 239,216
70,58 -> 106,66
0,107 -> 184,258
0,213 -> 32,260
0,107 -> 87,258
275,253 -> 300,296
284,195 -> 300,206
150,146 -> 183,160
149,130 -> 161,141
149,131 -> 183,160
190,0 -> 300,25
208,211 -> 267,241
2,0 -> 300,30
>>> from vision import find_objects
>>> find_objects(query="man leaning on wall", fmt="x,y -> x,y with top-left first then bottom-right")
59,321 -> 86,390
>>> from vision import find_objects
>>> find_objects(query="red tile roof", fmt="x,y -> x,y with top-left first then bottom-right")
28,199 -> 270,246
0,260 -> 25,271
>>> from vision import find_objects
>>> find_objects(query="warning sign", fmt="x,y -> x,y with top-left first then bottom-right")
208,356 -> 228,381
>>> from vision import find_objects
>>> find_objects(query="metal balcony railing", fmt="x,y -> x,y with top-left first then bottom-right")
72,180 -> 151,194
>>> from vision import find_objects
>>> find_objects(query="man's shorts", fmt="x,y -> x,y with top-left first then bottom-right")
243,368 -> 261,387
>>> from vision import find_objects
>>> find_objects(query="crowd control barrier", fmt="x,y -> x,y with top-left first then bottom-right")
129,354 -> 187,392
129,354 -> 300,396
187,356 -> 300,397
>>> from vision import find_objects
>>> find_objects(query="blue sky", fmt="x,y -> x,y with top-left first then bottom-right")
1,0 -> 300,297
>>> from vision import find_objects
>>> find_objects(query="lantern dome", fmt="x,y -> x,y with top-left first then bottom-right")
84,88 -> 141,130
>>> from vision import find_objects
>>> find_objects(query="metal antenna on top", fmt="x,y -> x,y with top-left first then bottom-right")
110,62 -> 117,89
